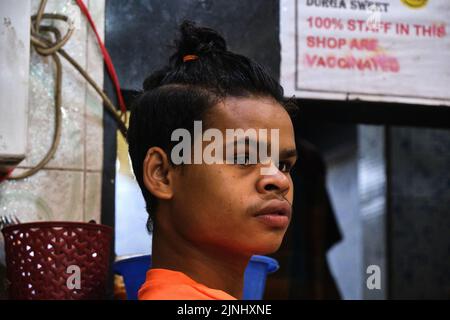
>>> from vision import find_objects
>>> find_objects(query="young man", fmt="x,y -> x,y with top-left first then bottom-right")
128,20 -> 298,300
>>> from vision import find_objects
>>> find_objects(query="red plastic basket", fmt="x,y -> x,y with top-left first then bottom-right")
1,221 -> 113,300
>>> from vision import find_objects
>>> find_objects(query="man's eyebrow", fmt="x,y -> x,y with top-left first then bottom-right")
225,137 -> 259,148
280,148 -> 297,160
225,139 -> 297,159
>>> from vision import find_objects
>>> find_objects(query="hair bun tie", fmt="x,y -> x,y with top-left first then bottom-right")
183,54 -> 199,62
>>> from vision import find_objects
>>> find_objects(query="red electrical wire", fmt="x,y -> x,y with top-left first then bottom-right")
0,168 -> 13,183
75,0 -> 127,114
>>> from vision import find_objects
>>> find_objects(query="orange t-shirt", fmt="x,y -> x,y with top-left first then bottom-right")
138,268 -> 237,300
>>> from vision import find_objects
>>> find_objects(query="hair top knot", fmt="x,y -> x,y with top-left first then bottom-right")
182,54 -> 199,62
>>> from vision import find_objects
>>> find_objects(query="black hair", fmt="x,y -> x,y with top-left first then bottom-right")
128,20 -> 298,232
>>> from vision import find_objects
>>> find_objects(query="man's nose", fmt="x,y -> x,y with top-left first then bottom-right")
256,166 -> 290,197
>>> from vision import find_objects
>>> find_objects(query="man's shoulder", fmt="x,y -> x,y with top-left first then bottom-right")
138,268 -> 237,300
138,282 -> 216,300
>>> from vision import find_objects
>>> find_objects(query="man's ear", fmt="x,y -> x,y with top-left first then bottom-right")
142,147 -> 174,201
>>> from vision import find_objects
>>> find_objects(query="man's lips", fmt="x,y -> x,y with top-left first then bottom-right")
253,200 -> 292,228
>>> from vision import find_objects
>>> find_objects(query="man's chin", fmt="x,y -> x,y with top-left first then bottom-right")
250,239 -> 284,256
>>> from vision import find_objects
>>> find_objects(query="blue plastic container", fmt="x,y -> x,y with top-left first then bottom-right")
114,255 -> 151,300
243,255 -> 279,300
114,254 -> 279,300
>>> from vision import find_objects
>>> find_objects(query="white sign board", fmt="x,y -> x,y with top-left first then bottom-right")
280,0 -> 450,106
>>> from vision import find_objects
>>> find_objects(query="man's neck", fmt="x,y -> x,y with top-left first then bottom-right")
151,226 -> 250,299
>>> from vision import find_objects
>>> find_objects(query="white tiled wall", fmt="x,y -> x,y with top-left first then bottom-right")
0,0 -> 105,225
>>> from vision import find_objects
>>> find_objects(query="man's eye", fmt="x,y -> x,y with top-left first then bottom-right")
278,161 -> 293,173
235,154 -> 252,166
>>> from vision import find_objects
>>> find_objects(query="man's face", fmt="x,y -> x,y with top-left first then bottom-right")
165,96 -> 297,257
